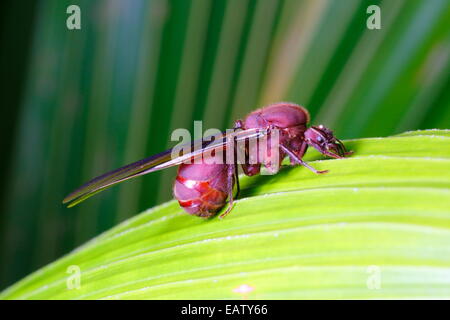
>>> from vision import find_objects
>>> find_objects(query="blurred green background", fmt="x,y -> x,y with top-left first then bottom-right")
0,0 -> 448,291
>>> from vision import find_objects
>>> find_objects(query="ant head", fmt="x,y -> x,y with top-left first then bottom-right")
304,125 -> 348,158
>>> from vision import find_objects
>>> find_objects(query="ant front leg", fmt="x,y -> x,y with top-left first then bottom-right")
280,143 -> 328,174
220,164 -> 239,219
336,138 -> 354,157
312,146 -> 352,159
318,148 -> 344,159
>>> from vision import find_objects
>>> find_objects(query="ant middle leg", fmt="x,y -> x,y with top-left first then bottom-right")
280,144 -> 328,174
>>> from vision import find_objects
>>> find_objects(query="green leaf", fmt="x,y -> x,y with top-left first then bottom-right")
1,129 -> 450,299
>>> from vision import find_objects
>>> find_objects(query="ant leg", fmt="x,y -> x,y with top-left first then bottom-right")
234,163 -> 240,199
312,141 -> 352,159
280,144 -> 328,174
336,138 -> 353,156
290,140 -> 308,165
220,131 -> 242,219
321,149 -> 344,159
220,164 -> 237,219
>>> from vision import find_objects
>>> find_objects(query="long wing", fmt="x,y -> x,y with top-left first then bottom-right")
63,128 -> 266,207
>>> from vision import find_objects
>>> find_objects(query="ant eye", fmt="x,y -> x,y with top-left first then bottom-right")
316,136 -> 323,143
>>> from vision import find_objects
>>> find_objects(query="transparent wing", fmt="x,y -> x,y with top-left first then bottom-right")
63,128 -> 266,207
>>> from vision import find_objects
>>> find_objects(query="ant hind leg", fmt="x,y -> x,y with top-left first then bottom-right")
219,164 -> 238,219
